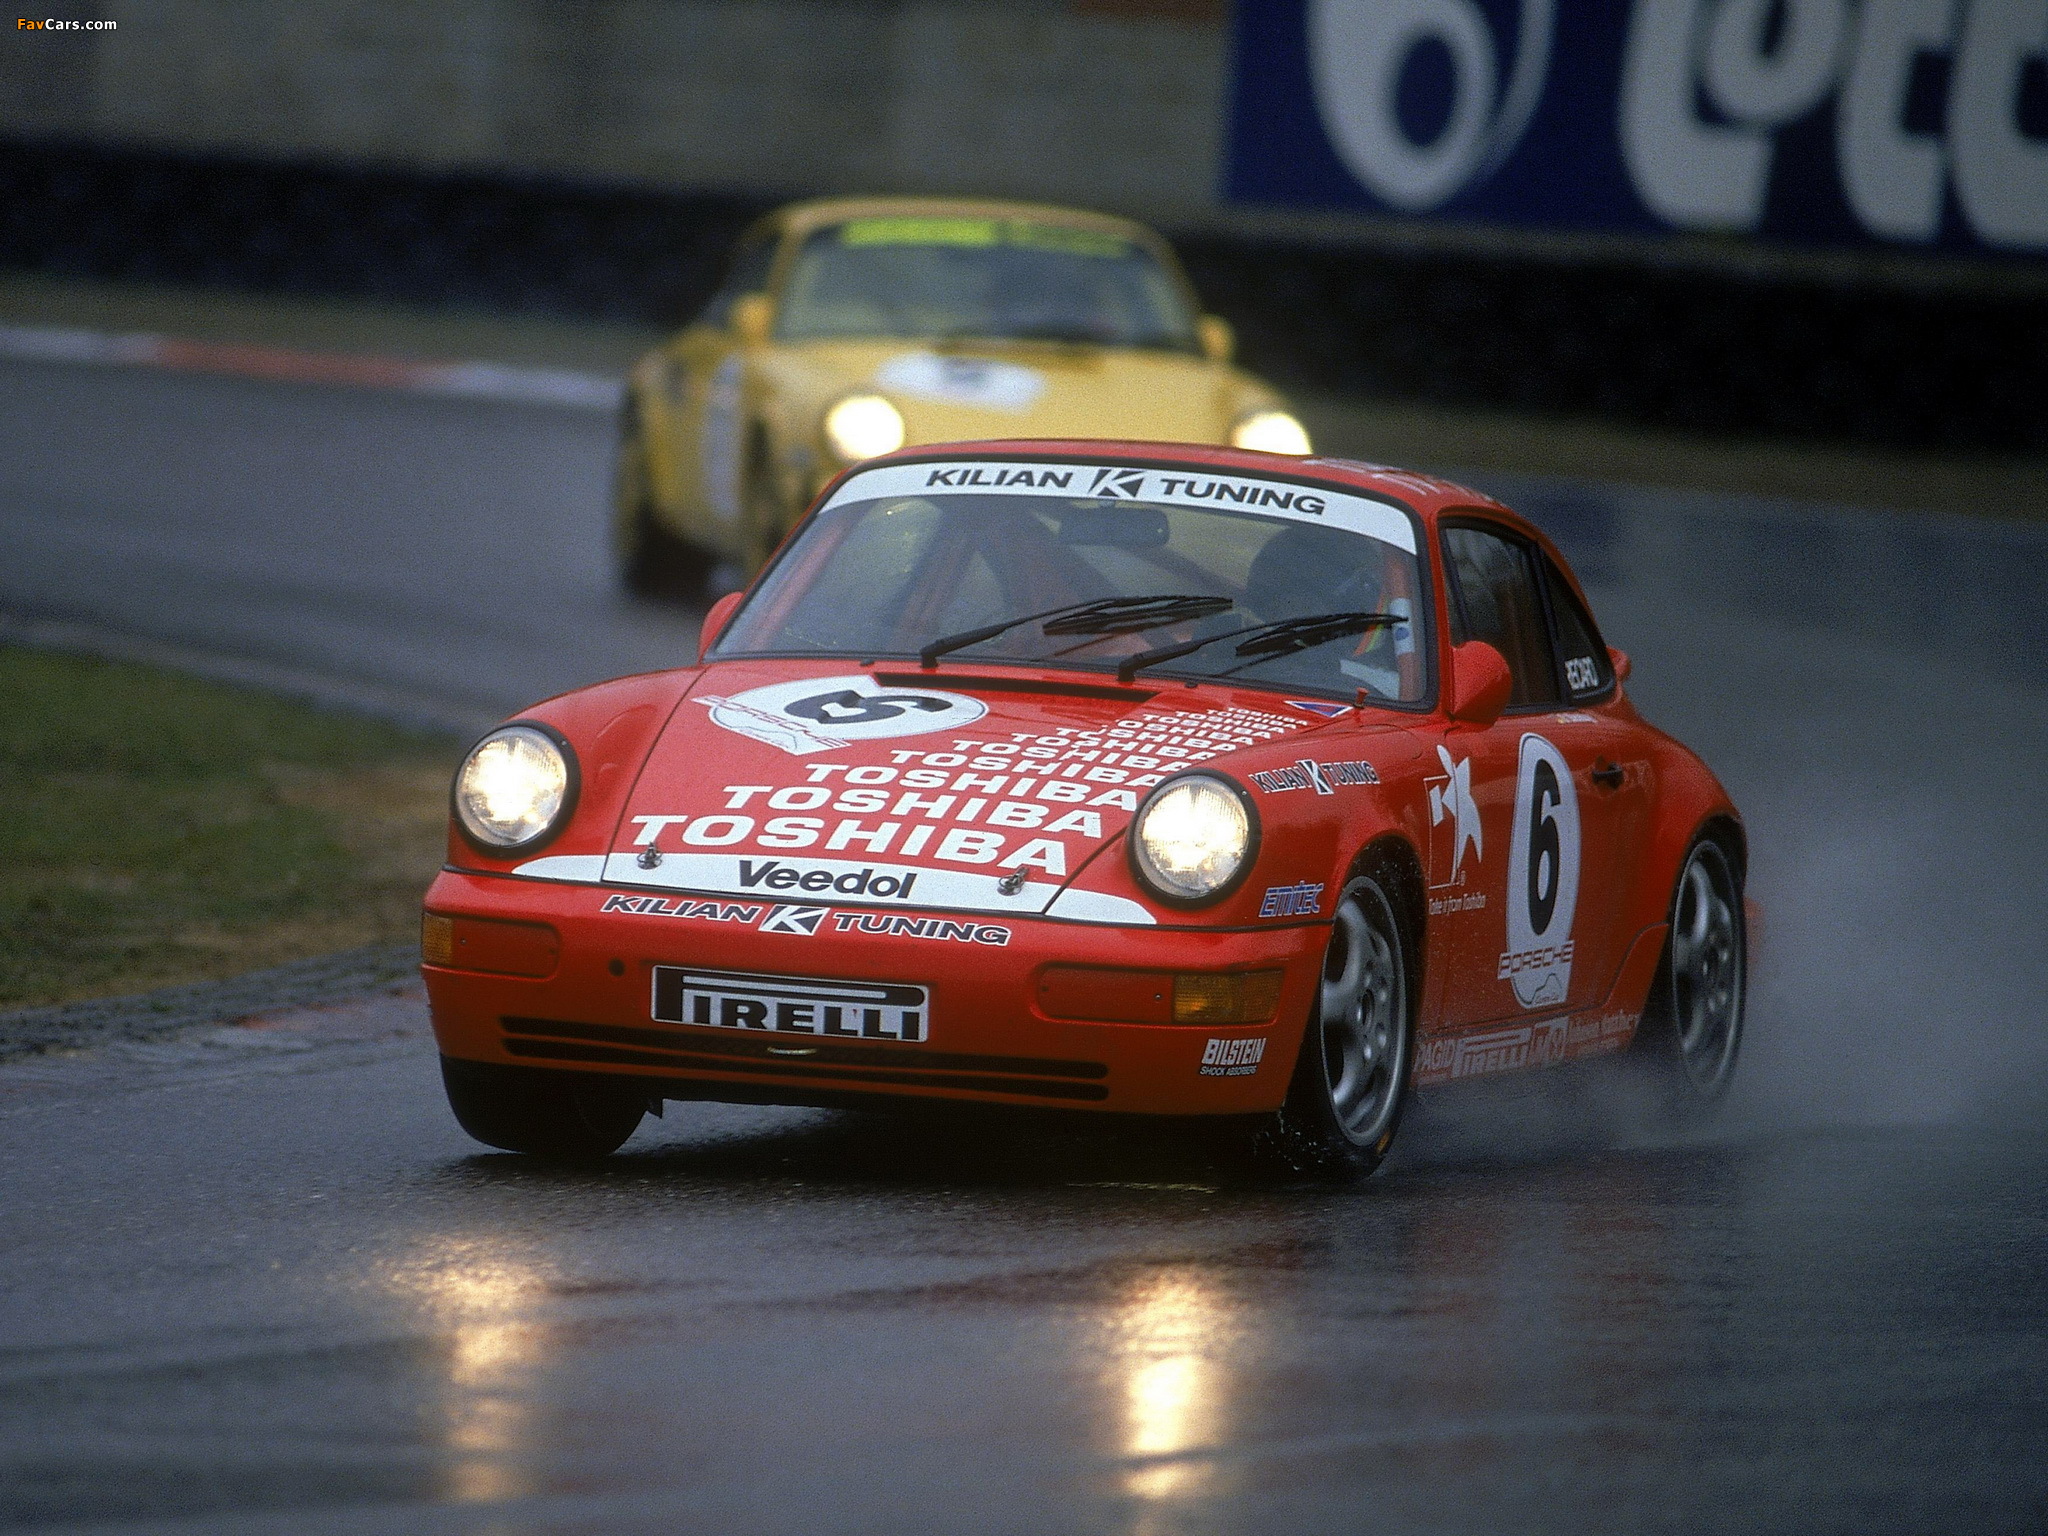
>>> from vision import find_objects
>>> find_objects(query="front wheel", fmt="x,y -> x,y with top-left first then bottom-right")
616,410 -> 708,600
1254,873 -> 1415,1178
1634,835 -> 1746,1116
441,1057 -> 648,1160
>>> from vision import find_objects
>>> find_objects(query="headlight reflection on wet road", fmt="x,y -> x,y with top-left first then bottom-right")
387,1239 -> 551,1505
1111,1266 -> 1236,1506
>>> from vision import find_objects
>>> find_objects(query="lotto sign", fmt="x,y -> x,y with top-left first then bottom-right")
1230,0 -> 2048,256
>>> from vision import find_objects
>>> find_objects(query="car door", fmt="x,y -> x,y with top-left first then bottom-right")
660,235 -> 780,539
1427,520 -> 1635,1052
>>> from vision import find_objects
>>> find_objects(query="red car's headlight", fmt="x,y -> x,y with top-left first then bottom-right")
1127,773 -> 1259,907
452,723 -> 578,854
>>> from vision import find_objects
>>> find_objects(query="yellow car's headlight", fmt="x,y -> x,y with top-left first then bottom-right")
1231,409 -> 1312,456
454,724 -> 576,852
1129,774 -> 1258,906
823,394 -> 907,463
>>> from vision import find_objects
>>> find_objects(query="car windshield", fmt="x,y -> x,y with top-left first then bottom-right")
714,460 -> 1430,704
774,217 -> 1201,353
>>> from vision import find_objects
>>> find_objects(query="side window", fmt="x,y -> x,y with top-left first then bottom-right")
698,237 -> 779,328
1543,557 -> 1613,698
1442,524 -> 1562,709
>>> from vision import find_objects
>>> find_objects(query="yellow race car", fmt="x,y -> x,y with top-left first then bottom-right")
614,196 -> 1313,595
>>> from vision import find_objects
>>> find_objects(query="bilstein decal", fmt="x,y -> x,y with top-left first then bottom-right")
1200,1037 -> 1266,1077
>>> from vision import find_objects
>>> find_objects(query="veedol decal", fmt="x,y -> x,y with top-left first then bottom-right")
609,850 -> 1032,904
1200,1037 -> 1267,1077
827,460 -> 1418,554
1500,733 -> 1581,1009
1426,745 -> 1482,889
1248,758 -> 1378,795
698,673 -> 987,755
653,966 -> 928,1042
875,350 -> 1046,413
1259,881 -> 1324,918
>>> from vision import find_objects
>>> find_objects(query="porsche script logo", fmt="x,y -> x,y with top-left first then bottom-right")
699,673 -> 987,755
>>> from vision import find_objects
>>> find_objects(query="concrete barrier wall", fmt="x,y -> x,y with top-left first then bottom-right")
1,0 -> 1229,223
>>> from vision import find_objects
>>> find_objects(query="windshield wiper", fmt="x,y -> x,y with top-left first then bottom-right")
1115,612 -> 1401,683
920,595 -> 1232,669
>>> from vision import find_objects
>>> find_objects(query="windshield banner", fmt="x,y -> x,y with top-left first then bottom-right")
825,460 -> 1420,553
1229,0 -> 2048,258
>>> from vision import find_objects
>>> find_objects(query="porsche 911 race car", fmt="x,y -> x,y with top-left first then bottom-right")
428,442 -> 1748,1173
613,196 -> 1311,594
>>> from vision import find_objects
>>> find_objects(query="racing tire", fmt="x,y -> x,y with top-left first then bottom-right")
440,1057 -> 648,1160
1253,873 -> 1415,1178
1634,834 -> 1746,1119
616,410 -> 708,601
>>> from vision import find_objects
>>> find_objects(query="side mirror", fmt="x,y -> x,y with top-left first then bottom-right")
1197,314 -> 1234,363
698,591 -> 744,662
730,293 -> 774,348
1608,646 -> 1632,683
1448,641 -> 1512,727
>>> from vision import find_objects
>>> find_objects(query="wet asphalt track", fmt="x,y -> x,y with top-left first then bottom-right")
4,357 -> 2048,1534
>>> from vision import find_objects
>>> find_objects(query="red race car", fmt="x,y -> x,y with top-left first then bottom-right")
422,441 -> 1748,1173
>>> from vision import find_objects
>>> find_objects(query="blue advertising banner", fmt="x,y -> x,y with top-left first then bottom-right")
1227,0 -> 2048,257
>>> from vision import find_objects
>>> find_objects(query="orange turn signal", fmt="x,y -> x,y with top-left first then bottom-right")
421,912 -> 455,966
1171,970 -> 1284,1026
421,911 -> 560,978
1037,966 -> 1282,1026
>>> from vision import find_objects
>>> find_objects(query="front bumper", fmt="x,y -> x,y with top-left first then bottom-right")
422,870 -> 1327,1116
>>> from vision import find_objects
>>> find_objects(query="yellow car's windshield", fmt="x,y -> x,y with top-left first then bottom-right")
775,218 -> 1201,353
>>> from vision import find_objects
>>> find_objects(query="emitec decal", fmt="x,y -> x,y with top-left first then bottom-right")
1499,732 -> 1580,1009
698,674 -> 987,755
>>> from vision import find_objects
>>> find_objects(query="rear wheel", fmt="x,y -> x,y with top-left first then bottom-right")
1255,874 -> 1414,1177
441,1057 -> 648,1159
1635,836 -> 1746,1115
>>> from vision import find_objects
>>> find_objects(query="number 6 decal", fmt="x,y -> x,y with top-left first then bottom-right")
1501,733 -> 1580,1009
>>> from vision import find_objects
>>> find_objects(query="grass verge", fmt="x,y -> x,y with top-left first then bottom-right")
0,646 -> 458,1012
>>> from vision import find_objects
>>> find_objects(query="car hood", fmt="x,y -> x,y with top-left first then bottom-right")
764,339 -> 1272,448
524,658 -> 1337,922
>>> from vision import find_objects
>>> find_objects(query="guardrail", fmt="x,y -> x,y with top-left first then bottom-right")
4,137 -> 2041,454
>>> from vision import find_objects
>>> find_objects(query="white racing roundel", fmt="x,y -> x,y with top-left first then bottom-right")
699,674 -> 987,756
1502,732 -> 1580,1009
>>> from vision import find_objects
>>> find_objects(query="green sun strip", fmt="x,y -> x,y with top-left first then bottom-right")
837,218 -> 1133,259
